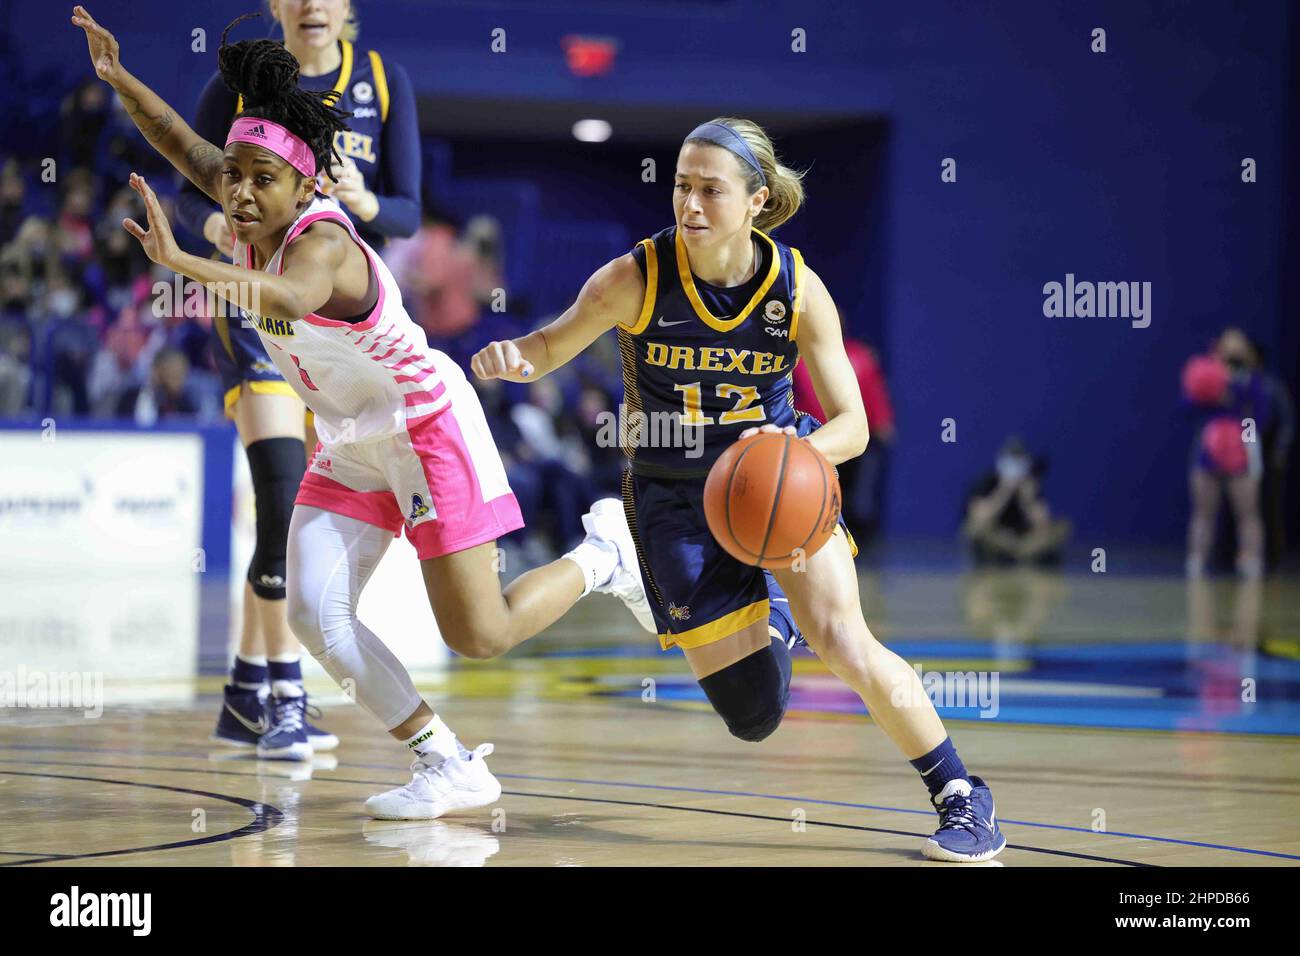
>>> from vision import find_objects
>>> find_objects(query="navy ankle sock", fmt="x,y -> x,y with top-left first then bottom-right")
910,736 -> 969,799
268,656 -> 303,685
231,655 -> 267,691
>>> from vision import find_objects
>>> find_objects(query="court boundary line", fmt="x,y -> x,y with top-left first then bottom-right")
0,756 -> 1145,866
0,753 -> 1256,866
7,749 -> 1296,861
490,770 -> 1300,861
0,770 -> 284,866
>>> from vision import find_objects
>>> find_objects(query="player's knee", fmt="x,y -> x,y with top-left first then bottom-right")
801,608 -> 868,652
443,621 -> 509,660
698,637 -> 791,743
284,587 -> 324,655
729,706 -> 785,743
245,437 -> 305,601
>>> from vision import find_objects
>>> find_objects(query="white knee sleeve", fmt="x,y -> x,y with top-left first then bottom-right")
286,506 -> 425,730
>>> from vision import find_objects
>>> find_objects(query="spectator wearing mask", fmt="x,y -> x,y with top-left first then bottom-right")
88,303 -> 149,416
115,347 -> 199,425
93,187 -> 152,314
962,437 -> 1071,565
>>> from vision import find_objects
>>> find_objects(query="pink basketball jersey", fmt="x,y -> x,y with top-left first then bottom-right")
232,195 -> 449,445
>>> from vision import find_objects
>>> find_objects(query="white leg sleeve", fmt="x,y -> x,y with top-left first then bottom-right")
286,505 -> 425,731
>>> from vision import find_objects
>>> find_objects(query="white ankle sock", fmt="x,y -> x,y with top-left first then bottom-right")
404,715 -> 458,761
271,679 -> 303,699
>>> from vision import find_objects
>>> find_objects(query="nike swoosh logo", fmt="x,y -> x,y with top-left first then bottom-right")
225,703 -> 269,735
657,316 -> 690,327
920,759 -> 945,776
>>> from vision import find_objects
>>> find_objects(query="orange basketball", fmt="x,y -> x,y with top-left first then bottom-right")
703,432 -> 841,570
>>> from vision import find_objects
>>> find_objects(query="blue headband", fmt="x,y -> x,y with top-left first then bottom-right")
684,122 -> 767,187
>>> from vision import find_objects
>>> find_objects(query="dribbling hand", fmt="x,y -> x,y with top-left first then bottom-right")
739,424 -> 797,440
471,340 -> 534,381
122,173 -> 181,268
71,6 -> 123,85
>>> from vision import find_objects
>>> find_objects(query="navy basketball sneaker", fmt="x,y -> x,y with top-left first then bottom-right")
257,689 -> 312,761
303,697 -> 339,752
212,684 -> 269,747
922,776 -> 1007,862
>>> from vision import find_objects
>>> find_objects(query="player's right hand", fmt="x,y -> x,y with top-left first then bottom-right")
471,340 -> 534,381
71,6 -> 123,85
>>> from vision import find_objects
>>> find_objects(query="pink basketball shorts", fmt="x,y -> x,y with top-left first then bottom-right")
295,376 -> 524,560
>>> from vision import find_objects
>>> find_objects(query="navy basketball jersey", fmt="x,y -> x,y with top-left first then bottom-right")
236,41 -> 392,221
619,225 -> 806,478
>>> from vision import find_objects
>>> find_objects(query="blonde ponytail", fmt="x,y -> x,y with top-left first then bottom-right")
690,116 -> 806,231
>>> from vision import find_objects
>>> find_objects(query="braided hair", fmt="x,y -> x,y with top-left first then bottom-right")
218,13 -> 353,183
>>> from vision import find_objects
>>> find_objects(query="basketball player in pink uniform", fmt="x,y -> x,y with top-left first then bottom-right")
73,6 -> 652,818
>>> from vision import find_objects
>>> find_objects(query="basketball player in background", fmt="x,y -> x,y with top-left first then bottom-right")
472,118 -> 1006,862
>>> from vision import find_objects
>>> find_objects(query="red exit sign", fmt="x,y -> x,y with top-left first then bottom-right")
561,35 -> 619,77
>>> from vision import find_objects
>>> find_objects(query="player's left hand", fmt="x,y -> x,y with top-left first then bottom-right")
71,6 -> 125,86
739,424 -> 797,440
122,173 -> 180,268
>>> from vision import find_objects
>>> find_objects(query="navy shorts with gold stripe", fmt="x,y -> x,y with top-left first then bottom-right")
622,416 -> 854,651
211,312 -> 299,418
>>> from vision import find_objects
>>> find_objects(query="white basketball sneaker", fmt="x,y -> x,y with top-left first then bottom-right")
364,743 -> 503,820
575,498 -> 657,633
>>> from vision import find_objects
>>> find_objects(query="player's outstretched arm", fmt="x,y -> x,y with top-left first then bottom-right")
71,6 -> 224,203
793,267 -> 870,465
471,253 -> 645,383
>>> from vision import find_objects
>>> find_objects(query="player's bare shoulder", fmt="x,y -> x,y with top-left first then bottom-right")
283,218 -> 352,268
581,252 -> 646,329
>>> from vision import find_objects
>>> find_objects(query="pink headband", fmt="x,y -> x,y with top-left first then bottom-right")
225,117 -> 316,178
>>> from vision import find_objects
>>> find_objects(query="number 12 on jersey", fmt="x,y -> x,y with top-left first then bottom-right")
673,381 -> 765,427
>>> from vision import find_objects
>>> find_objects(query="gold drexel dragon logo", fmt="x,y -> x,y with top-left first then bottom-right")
668,603 -> 691,622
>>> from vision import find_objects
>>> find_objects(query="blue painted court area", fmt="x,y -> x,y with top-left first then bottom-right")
563,638 -> 1300,735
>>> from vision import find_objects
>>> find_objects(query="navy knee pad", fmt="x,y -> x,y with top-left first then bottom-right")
244,437 -> 305,601
697,635 -> 792,742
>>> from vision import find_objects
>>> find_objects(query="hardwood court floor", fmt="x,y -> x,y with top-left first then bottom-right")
2,567 -> 1298,867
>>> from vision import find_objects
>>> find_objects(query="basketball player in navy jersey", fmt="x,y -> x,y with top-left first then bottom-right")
472,118 -> 1006,861
175,3 -> 421,760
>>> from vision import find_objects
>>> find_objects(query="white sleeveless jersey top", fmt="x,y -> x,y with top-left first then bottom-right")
232,194 -> 450,445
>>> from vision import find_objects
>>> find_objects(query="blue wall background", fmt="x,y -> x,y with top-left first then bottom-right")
5,0 -> 1294,546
